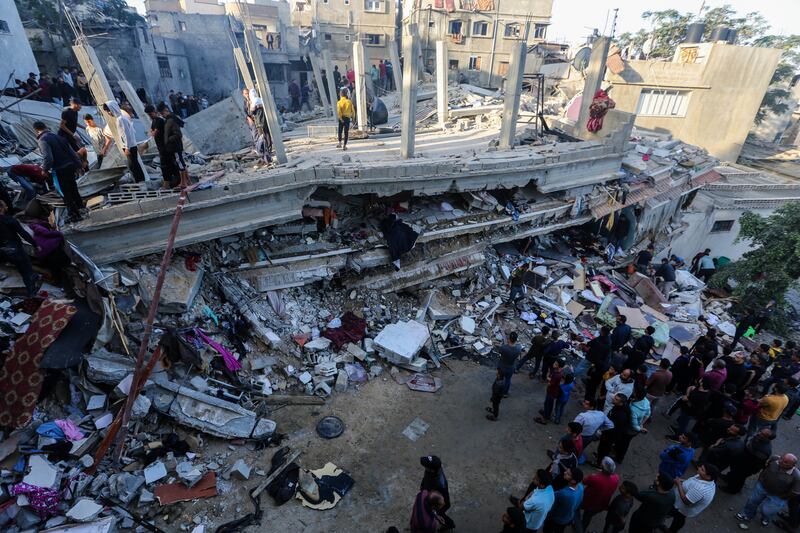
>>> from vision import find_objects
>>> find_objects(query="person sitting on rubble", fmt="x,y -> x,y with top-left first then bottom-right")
508,262 -> 529,305
655,257 -> 676,298
102,101 -> 146,184
0,200 -> 39,296
367,95 -> 389,129
247,89 -> 273,165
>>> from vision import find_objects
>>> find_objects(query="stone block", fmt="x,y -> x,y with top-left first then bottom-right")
374,320 -> 430,364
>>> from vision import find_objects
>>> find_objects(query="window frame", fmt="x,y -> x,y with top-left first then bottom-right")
636,88 -> 692,118
710,220 -> 735,233
364,0 -> 383,11
157,55 -> 172,78
504,23 -> 520,39
448,20 -> 463,36
472,21 -> 489,37
533,23 -> 547,39
468,56 -> 481,71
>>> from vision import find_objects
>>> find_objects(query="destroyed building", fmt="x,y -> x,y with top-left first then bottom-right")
0,1 -> 39,85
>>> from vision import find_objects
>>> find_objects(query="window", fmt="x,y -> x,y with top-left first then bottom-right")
344,34 -> 351,42
448,20 -> 462,35
365,0 -> 383,10
344,0 -> 350,5
636,89 -> 691,117
428,20 -> 435,28
468,56 -> 481,70
534,23 -> 547,39
711,220 -> 735,233
157,55 -> 172,78
324,33 -> 332,41
178,21 -> 187,32
504,23 -> 520,38
472,21 -> 488,36
265,63 -> 285,82
497,61 -> 509,76
366,33 -> 382,46
448,59 -> 459,70
322,0 -> 328,3
0,20 -> 10,34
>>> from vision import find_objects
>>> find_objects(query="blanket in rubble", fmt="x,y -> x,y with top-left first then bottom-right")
380,214 -> 419,262
0,300 -> 76,428
322,311 -> 368,350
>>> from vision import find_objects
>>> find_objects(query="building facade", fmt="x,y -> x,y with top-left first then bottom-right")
0,1 -> 39,86
290,0 -> 398,69
607,42 -> 782,162
408,0 -> 553,87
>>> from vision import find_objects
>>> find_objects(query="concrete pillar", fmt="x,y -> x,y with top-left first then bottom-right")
435,40 -> 449,129
322,49 -> 338,125
243,28 -> 287,164
352,40 -> 368,131
233,46 -> 255,91
309,53 -> 332,116
498,41 -> 527,150
400,23 -> 420,159
576,37 -> 611,140
389,38 -> 402,93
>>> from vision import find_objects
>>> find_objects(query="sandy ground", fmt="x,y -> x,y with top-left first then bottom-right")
162,359 -> 798,533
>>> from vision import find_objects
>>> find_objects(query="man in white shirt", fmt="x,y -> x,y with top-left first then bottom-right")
603,369 -> 634,413
668,462 -> 718,531
102,101 -> 145,183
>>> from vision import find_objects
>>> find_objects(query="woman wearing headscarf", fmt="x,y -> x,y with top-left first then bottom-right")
247,89 -> 273,164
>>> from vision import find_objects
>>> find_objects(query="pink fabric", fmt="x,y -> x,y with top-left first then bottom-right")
195,329 -> 241,371
10,483 -> 61,516
55,419 -> 84,441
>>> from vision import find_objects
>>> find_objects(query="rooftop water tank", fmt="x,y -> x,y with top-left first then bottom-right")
685,22 -> 706,43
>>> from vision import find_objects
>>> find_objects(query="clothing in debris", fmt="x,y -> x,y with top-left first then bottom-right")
0,214 -> 37,294
380,214 -> 419,270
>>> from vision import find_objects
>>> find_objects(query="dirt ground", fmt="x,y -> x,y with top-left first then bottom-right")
165,359 -> 798,533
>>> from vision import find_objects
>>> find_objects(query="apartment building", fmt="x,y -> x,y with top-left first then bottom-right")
290,0 -> 398,69
408,0 -> 553,87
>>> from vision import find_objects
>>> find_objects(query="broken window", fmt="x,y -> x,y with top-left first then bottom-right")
0,20 -> 9,34
448,20 -> 462,35
498,61 -> 509,76
472,21 -> 488,36
448,59 -> 459,70
504,23 -> 520,38
178,21 -> 187,32
365,0 -> 383,11
468,56 -> 481,70
636,88 -> 691,117
265,63 -> 285,82
534,23 -> 547,39
157,55 -> 172,78
711,220 -> 735,233
366,33 -> 382,46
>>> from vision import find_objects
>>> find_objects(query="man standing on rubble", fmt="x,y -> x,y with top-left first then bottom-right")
508,262 -> 529,305
516,325 -> 550,379
145,105 -> 174,188
158,102 -> 189,188
34,121 -> 83,223
419,456 -> 455,530
103,101 -> 145,184
655,257 -> 677,298
59,97 -> 87,170
337,88 -> 355,151
610,316 -> 631,353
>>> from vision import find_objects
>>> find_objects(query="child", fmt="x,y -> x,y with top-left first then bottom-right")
602,480 -> 638,533
553,373 -> 575,424
486,369 -> 505,421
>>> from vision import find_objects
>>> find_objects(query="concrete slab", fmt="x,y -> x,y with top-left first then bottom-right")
374,320 -> 430,364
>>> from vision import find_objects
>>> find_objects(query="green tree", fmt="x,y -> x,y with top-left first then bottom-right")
709,203 -> 800,316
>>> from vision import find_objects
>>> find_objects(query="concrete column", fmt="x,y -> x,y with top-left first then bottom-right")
322,49 -> 338,125
233,46 -> 255,91
400,23 -> 420,159
435,40 -> 449,129
72,42 -> 124,155
576,37 -> 611,140
498,41 -> 527,150
389,38 -> 403,93
243,28 -> 287,164
352,40 -> 368,131
309,53 -> 332,116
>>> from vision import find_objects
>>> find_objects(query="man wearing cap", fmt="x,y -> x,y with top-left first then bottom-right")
737,453 -> 800,528
419,455 -> 454,530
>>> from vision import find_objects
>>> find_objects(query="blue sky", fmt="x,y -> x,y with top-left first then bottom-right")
125,0 -> 800,44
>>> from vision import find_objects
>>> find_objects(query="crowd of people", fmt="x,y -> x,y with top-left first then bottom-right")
403,272 -> 799,532
7,68 -> 92,106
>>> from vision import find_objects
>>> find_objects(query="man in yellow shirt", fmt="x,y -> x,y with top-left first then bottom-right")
336,88 -> 355,151
751,382 -> 789,435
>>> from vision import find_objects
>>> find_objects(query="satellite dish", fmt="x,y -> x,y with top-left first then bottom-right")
572,47 -> 592,72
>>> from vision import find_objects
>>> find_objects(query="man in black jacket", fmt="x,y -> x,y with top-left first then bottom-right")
419,455 -> 454,530
625,326 -> 655,370
610,316 -> 631,352
146,104 -> 178,188
157,102 -> 188,187
35,121 -> 83,223
0,201 -> 38,295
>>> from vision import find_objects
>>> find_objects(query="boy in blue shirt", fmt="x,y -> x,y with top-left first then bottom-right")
658,433 -> 695,479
